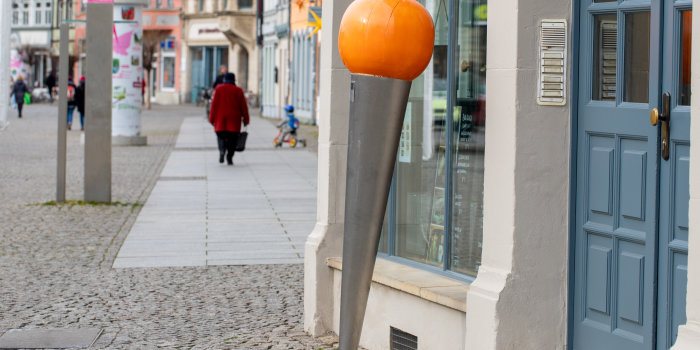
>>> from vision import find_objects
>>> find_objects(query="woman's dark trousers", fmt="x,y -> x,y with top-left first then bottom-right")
216,131 -> 240,165
16,101 -> 24,118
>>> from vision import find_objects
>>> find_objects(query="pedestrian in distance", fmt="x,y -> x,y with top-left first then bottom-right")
10,75 -> 29,118
45,70 -> 57,103
212,65 -> 227,90
74,76 -> 86,131
66,77 -> 77,130
209,72 -> 249,166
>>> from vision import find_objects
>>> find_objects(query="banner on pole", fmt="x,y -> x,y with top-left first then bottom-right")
112,3 -> 143,137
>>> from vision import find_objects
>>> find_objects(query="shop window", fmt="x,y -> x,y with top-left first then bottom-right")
161,55 -> 175,89
292,30 -> 315,113
379,0 -> 487,279
239,0 -> 253,10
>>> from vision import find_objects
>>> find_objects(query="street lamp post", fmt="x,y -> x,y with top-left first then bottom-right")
56,23 -> 69,203
0,0 -> 12,130
84,0 -> 114,203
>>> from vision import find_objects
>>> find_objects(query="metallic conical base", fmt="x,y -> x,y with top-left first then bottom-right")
338,74 -> 412,350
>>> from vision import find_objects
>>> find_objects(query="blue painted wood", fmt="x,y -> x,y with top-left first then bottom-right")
589,147 -> 614,215
573,0 -> 661,348
618,252 -> 644,324
657,2 -> 691,346
574,0 -> 691,349
620,150 -> 647,220
587,244 -> 612,315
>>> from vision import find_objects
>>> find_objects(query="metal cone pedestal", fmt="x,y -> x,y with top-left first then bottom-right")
339,74 -> 411,350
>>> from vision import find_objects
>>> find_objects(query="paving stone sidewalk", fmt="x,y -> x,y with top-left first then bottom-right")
0,104 -> 334,349
113,116 -> 316,268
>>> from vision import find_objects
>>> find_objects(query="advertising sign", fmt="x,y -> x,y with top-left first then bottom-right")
112,3 -> 143,137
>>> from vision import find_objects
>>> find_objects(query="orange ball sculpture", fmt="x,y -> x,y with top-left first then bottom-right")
338,0 -> 435,81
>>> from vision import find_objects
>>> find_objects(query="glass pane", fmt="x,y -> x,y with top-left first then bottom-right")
679,10 -> 692,106
593,14 -> 617,101
392,0 -> 448,269
162,56 -> 175,88
449,0 -> 486,277
378,192 -> 389,254
623,12 -> 650,103
594,0 -> 616,2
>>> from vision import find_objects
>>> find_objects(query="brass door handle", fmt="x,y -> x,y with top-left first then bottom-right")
650,108 -> 659,126
653,92 -> 671,160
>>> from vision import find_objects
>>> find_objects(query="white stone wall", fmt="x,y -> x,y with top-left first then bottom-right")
465,0 -> 572,348
330,269 -> 466,350
303,0 -> 351,336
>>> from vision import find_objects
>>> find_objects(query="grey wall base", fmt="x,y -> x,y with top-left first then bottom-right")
113,135 -> 148,146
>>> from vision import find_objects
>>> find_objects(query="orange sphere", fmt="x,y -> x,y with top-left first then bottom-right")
338,0 -> 435,81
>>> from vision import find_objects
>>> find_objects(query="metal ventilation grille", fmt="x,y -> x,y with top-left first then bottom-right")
390,327 -> 418,350
599,20 -> 617,100
538,20 -> 567,105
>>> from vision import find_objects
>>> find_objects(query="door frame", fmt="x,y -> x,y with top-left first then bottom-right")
568,1 -> 582,349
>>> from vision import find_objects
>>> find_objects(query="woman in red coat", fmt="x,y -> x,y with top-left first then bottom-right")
209,72 -> 250,165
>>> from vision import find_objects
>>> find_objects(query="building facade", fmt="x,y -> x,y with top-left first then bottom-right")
143,0 -> 183,105
50,0 -> 76,79
181,0 -> 259,104
259,0 -> 290,118
305,0 -> 700,349
289,0 -> 321,124
11,0 -> 55,88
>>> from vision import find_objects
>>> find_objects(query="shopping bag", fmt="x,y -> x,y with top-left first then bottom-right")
24,92 -> 31,105
236,129 -> 248,152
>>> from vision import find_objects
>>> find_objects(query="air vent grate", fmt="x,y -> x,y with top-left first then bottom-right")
537,20 -> 568,105
390,327 -> 418,350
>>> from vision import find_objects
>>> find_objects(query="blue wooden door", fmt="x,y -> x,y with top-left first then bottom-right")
656,1 -> 691,348
574,0 -> 690,349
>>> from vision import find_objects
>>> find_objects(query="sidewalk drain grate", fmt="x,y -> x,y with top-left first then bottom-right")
158,176 -> 207,181
0,328 -> 103,349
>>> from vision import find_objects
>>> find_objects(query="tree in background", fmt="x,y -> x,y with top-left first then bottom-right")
142,29 -> 170,110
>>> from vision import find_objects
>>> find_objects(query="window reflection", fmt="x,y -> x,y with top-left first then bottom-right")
450,0 -> 486,275
593,14 -> 617,101
623,12 -> 650,103
679,10 -> 692,106
380,0 -> 486,277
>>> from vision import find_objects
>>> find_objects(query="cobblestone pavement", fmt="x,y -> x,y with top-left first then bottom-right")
0,104 -> 334,349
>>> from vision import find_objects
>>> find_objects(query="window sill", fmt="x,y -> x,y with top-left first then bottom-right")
326,257 -> 468,312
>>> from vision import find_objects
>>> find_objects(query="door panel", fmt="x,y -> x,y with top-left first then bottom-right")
574,0 -> 660,349
575,0 -> 691,349
657,2 -> 691,347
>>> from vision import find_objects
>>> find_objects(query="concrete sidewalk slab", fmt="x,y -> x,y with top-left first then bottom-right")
114,116 -> 317,268
0,328 -> 103,349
